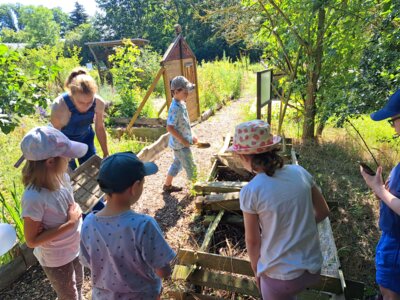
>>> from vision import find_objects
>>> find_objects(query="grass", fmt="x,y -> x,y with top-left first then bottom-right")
198,56 -> 244,111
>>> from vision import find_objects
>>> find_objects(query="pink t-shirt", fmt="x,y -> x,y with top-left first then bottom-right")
21,174 -> 81,267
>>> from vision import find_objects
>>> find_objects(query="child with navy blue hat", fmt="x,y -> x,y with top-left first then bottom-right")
80,152 -> 176,300
361,89 -> 400,299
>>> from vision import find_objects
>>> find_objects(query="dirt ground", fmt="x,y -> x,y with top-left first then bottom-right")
0,97 -> 252,299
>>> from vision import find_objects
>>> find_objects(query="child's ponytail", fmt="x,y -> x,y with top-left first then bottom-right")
250,148 -> 284,177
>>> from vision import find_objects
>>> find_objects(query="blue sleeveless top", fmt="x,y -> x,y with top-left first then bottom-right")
380,163 -> 400,238
61,93 -> 96,141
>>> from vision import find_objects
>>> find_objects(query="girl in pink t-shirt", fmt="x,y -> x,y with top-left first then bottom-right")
20,126 -> 88,300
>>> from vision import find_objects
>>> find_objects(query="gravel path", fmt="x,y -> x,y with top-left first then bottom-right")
0,96 -> 251,300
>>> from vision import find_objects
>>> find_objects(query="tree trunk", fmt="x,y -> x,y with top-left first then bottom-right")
302,79 -> 317,140
316,121 -> 325,137
302,7 -> 325,141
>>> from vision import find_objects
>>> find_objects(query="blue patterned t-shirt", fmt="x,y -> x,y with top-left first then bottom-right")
80,210 -> 176,300
167,99 -> 193,150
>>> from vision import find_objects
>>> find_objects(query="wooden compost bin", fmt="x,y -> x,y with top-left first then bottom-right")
170,134 -> 365,300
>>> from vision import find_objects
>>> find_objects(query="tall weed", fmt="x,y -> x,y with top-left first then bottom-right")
198,55 -> 243,111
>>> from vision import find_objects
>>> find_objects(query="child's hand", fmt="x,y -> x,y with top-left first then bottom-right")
37,223 -> 44,234
67,203 -> 82,225
181,139 -> 191,147
192,136 -> 198,144
360,165 -> 384,193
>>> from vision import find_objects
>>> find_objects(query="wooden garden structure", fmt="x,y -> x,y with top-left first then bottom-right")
126,24 -> 201,132
85,38 -> 149,85
169,135 -> 365,299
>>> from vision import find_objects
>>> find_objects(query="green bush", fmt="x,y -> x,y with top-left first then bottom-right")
134,46 -> 164,96
198,55 -> 243,111
20,43 -> 81,97
0,44 -> 57,133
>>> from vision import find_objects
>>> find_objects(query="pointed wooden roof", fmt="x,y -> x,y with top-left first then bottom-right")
161,34 -> 196,63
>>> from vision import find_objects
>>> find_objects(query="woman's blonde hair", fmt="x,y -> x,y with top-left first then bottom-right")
65,67 -> 98,96
22,158 -> 67,191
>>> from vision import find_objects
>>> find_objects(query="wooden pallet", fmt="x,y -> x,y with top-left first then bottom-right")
70,155 -> 103,214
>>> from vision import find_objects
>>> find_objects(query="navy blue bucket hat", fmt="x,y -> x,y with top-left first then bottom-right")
371,89 -> 400,121
97,151 -> 158,194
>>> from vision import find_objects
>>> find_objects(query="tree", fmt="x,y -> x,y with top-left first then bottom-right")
69,2 -> 89,30
52,7 -> 72,37
350,1 -> 400,116
0,4 -> 23,31
0,27 -> 27,43
206,0 -> 375,139
94,0 -> 254,60
64,22 -> 100,64
20,6 -> 60,47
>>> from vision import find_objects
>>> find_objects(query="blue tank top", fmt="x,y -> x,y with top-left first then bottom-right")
380,163 -> 400,238
61,93 -> 96,141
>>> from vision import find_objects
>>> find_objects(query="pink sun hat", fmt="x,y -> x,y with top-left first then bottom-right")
20,126 -> 88,161
227,120 -> 281,154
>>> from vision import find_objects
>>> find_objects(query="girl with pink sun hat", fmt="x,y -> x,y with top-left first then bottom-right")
228,120 -> 330,299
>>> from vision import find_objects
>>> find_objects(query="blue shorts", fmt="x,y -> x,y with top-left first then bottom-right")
376,232 -> 400,294
168,147 -> 197,181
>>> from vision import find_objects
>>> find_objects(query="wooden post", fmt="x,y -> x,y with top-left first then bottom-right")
193,57 -> 201,118
88,45 -> 104,85
126,67 -> 164,132
163,70 -> 172,108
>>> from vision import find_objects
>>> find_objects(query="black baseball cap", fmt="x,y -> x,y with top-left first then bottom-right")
97,152 -> 158,194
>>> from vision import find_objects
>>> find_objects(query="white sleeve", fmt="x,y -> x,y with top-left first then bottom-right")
239,186 -> 258,214
21,189 -> 45,222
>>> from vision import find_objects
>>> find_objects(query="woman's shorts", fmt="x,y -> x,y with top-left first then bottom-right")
376,232 -> 400,294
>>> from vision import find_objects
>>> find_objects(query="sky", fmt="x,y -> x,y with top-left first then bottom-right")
0,0 -> 98,16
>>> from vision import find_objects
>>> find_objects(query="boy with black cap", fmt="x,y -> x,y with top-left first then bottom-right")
80,152 -> 176,300
360,89 -> 400,299
163,75 -> 198,192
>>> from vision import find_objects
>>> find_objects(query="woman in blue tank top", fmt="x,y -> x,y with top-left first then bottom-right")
50,67 -> 109,170
361,89 -> 400,299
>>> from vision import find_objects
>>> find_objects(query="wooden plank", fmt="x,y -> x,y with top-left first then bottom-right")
0,255 -> 28,291
173,265 -> 260,297
215,153 -> 249,177
109,117 -> 166,126
318,218 -> 341,278
206,159 -> 218,182
218,133 -> 231,155
126,67 -> 164,131
344,279 -> 365,299
193,181 -> 247,195
195,199 -> 240,212
174,249 -> 348,296
202,214 -> 243,226
195,192 -> 240,211
200,210 -> 224,251
291,148 -> 299,165
176,249 -> 253,276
